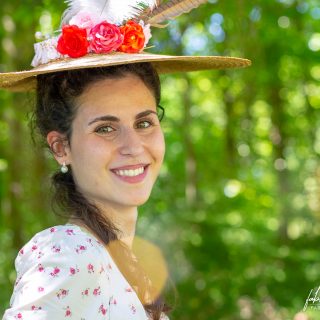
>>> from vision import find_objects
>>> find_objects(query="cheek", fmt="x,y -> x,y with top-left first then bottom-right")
70,135 -> 111,165
70,136 -> 113,190
150,130 -> 165,163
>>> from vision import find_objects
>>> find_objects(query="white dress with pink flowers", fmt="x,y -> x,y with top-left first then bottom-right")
2,225 -> 164,320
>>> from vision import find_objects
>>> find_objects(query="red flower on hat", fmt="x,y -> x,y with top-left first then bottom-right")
57,25 -> 89,58
89,22 -> 123,54
118,20 -> 145,53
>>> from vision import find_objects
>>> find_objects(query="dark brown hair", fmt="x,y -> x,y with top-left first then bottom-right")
33,63 -> 169,319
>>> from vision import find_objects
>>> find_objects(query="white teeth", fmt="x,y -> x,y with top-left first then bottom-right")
115,167 -> 145,177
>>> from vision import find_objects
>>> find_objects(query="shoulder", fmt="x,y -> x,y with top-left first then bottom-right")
5,225 -> 114,318
15,224 -> 109,275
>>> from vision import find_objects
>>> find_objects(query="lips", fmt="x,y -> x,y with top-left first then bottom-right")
110,164 -> 149,183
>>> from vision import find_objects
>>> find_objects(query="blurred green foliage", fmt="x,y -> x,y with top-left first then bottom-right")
1,0 -> 320,319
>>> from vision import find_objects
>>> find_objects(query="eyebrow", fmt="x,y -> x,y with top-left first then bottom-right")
87,109 -> 158,126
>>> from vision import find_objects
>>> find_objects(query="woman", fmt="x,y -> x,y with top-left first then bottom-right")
3,63 -> 169,320
0,1 -> 250,319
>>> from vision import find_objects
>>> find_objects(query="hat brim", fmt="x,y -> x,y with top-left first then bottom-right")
0,52 -> 251,92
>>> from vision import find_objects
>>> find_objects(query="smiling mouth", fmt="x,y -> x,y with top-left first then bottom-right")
114,167 -> 145,177
111,164 -> 149,178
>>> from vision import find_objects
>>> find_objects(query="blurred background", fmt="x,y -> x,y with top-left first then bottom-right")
1,0 -> 320,319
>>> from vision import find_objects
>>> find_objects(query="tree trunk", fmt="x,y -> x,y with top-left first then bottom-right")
270,85 -> 290,242
182,74 -> 198,207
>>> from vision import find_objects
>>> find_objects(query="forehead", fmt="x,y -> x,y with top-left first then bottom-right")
75,74 -> 156,118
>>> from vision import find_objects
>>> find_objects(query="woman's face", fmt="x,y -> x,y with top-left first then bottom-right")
64,74 -> 165,211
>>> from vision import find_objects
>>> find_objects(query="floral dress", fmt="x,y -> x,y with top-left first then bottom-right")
2,225 -> 167,320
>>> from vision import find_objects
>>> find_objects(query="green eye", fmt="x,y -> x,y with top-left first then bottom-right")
137,120 -> 152,129
96,125 -> 114,134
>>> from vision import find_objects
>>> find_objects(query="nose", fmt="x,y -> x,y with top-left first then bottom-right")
118,127 -> 144,157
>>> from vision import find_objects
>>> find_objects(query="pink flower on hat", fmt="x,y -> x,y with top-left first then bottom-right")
69,11 -> 100,34
89,21 -> 123,54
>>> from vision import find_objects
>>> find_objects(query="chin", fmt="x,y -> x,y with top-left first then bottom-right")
125,191 -> 153,207
128,196 -> 151,207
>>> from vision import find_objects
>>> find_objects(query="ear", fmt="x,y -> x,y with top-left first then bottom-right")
47,131 -> 71,165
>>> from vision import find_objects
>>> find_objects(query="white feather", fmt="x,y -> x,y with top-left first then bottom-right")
61,0 -> 158,26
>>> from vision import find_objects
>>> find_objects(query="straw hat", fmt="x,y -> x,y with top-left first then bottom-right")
0,0 -> 251,92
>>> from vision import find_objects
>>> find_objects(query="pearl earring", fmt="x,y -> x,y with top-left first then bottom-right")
61,162 -> 68,174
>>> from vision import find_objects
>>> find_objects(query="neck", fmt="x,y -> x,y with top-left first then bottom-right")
105,205 -> 138,248
69,203 -> 138,248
